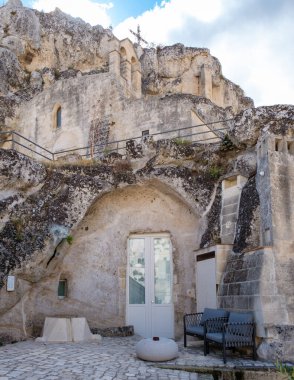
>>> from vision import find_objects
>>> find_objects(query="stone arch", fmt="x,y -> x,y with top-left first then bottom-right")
30,179 -> 201,338
120,46 -> 127,59
52,103 -> 62,130
119,39 -> 142,97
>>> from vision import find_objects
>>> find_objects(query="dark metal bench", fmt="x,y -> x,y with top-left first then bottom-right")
204,311 -> 257,363
183,308 -> 229,347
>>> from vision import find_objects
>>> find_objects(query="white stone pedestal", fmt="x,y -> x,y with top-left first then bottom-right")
36,317 -> 102,343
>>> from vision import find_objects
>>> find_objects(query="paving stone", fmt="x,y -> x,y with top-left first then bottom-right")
0,335 -> 280,380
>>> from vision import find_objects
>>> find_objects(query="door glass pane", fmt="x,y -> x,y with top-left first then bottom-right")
154,238 -> 172,304
129,239 -> 145,304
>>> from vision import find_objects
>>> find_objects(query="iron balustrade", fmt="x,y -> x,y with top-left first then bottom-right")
0,118 -> 233,162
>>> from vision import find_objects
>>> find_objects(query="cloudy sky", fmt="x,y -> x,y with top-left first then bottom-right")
18,0 -> 294,107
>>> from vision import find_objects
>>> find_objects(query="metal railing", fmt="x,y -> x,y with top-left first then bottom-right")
0,118 -> 233,162
0,131 -> 54,161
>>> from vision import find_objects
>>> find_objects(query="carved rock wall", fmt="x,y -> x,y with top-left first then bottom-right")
141,44 -> 253,113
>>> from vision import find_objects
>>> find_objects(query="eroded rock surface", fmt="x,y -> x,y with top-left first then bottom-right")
229,105 -> 294,148
0,0 -> 253,133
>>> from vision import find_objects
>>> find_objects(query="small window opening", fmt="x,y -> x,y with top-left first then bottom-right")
264,228 -> 271,245
275,139 -> 282,152
58,279 -> 67,299
56,107 -> 62,129
287,141 -> 294,155
120,47 -> 127,60
142,130 -> 149,137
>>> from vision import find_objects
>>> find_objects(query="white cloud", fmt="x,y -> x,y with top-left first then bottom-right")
114,0 -> 294,107
29,0 -> 294,106
210,28 -> 294,106
114,0 -> 224,46
32,0 -> 113,27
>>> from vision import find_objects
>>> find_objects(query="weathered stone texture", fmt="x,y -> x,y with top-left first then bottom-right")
0,133 -> 256,342
229,105 -> 294,148
0,0 -> 256,135
200,184 -> 222,248
0,48 -> 27,95
258,325 -> 294,362
219,248 -> 282,334
0,143 -> 232,340
233,176 -> 260,252
14,75 -> 234,159
0,0 -> 294,362
91,325 -> 134,337
140,44 -> 253,113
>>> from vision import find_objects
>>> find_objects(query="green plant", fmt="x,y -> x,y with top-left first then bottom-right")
54,68 -> 61,80
276,361 -> 294,380
103,147 -> 111,155
220,135 -> 235,151
209,165 -> 223,179
66,235 -> 73,245
11,218 -> 25,242
172,138 -> 191,146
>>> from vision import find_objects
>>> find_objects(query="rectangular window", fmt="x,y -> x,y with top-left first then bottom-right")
7,275 -> 15,292
142,130 -> 149,137
154,237 -> 172,304
57,108 -> 62,129
275,138 -> 282,152
58,279 -> 67,299
129,239 -> 145,304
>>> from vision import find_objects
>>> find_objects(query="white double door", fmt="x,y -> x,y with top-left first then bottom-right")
126,234 -> 174,338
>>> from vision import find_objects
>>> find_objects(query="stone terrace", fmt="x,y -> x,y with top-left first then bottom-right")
0,336 -> 279,380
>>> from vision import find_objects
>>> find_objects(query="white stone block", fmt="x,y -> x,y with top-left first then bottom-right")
36,317 -> 71,342
36,317 -> 102,343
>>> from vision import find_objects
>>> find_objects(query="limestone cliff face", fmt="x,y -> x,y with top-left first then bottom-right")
229,104 -> 294,147
141,44 -> 253,113
0,0 -> 110,74
0,0 -> 253,133
0,127 -> 254,341
0,0 -> 112,127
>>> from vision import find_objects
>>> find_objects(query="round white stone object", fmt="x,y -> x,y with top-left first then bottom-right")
135,337 -> 179,361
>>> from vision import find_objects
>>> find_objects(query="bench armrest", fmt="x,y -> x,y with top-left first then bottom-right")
183,313 -> 203,330
224,321 -> 255,339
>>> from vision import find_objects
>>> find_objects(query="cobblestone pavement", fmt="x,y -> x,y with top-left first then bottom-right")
0,335 -> 276,380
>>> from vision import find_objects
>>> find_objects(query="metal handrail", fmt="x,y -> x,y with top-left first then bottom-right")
0,130 -> 53,161
0,118 -> 231,161
13,131 -> 53,155
54,119 -> 232,155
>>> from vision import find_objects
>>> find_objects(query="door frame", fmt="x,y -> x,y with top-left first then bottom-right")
196,251 -> 217,312
126,233 -> 174,338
